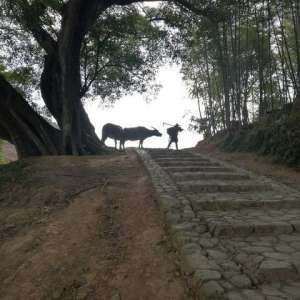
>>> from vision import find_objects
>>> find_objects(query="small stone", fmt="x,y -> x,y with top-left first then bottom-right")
279,234 -> 295,242
235,253 -> 249,264
173,232 -> 193,247
263,252 -> 290,261
260,259 -> 291,271
282,285 -> 300,297
292,221 -> 300,232
180,243 -> 200,255
171,222 -> 194,233
249,255 -> 264,265
275,244 -> 294,253
261,285 -> 286,297
199,280 -> 224,297
165,212 -> 181,225
242,289 -> 265,300
229,274 -> 252,288
77,287 -> 92,300
207,249 -> 227,261
226,291 -> 244,300
197,225 -> 208,234
219,280 -> 234,290
181,250 -> 210,274
52,288 -> 63,299
110,291 -> 121,300
199,238 -> 218,248
291,251 -> 300,261
221,261 -> 240,271
290,241 -> 300,250
223,271 -> 237,280
192,269 -> 221,285
242,246 -> 273,253
183,211 -> 195,218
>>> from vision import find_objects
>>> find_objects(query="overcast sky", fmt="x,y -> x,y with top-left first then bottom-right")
84,2 -> 202,150
85,64 -> 203,149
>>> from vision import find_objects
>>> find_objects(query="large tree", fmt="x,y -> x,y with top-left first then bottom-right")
0,0 -> 167,157
0,0 -> 216,158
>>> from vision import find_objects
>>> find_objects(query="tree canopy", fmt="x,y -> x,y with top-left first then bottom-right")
0,0 -> 178,157
164,0 -> 300,136
0,0 -> 299,157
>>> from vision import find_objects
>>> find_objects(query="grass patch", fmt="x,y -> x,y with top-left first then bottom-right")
0,160 -> 29,190
0,140 -> 5,164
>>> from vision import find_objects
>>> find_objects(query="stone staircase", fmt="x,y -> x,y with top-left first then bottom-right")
137,149 -> 300,300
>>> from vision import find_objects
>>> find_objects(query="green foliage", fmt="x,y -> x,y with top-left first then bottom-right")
0,1 -> 169,107
221,115 -> 300,167
162,0 -> 300,135
81,6 -> 168,103
0,140 -> 5,164
0,159 -> 28,189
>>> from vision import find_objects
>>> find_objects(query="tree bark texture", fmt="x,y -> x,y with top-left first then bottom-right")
0,75 -> 61,158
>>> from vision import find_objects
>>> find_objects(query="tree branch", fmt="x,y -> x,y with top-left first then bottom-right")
17,0 -> 57,54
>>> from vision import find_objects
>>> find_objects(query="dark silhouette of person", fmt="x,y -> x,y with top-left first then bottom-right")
167,123 -> 183,150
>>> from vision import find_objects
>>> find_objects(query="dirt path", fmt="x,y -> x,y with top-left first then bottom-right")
0,151 -> 188,300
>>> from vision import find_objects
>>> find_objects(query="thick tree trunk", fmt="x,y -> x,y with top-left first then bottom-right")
40,53 -> 63,128
0,75 -> 61,158
1,0 -> 172,157
41,53 -> 103,155
55,0 -> 106,154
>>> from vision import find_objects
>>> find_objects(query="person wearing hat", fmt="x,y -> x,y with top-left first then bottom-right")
167,123 -> 183,150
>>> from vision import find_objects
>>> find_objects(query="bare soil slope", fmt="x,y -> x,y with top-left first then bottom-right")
0,151 -> 188,300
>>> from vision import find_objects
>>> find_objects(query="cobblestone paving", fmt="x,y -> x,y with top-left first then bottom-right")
137,149 -> 300,300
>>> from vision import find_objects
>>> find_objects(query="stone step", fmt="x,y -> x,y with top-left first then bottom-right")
189,192 -> 300,211
224,282 -> 300,300
172,171 -> 250,181
138,149 -> 300,298
148,150 -> 191,154
218,233 -> 300,286
150,154 -> 196,160
149,152 -> 194,157
163,166 -> 233,173
157,161 -> 220,167
154,157 -> 210,162
177,179 -> 270,193
199,208 -> 300,237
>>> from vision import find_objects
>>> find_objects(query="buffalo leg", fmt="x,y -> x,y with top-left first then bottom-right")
140,140 -> 144,149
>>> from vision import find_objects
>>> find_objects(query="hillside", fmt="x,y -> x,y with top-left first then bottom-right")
0,151 -> 189,299
198,113 -> 300,168
195,139 -> 300,191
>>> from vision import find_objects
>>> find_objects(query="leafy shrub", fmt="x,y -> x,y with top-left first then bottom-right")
217,116 -> 300,167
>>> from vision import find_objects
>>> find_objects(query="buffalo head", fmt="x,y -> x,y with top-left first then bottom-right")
151,127 -> 162,137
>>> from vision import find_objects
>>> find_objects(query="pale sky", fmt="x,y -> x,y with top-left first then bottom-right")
84,2 -> 202,150
85,65 -> 203,149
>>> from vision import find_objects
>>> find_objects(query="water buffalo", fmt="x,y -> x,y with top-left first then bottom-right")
101,123 -> 124,150
121,127 -> 162,149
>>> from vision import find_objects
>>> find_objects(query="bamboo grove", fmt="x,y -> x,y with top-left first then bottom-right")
168,0 -> 300,136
